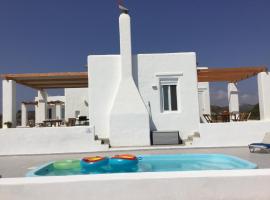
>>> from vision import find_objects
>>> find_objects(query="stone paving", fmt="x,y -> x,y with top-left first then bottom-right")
1,147 -> 270,178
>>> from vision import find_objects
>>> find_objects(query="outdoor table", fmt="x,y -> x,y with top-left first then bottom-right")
211,113 -> 230,122
43,119 -> 63,127
77,118 -> 89,125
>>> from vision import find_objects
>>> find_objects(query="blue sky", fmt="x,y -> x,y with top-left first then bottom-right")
0,0 -> 270,113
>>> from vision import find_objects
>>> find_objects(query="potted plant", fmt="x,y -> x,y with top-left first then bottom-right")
4,122 -> 12,128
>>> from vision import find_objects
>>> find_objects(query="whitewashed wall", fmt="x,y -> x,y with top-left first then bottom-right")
258,72 -> 270,120
198,81 -> 211,122
136,53 -> 200,140
35,95 -> 66,122
2,80 -> 16,128
65,88 -> 89,120
88,55 -> 121,139
89,52 -> 200,143
0,126 -> 107,155
194,121 -> 270,147
1,169 -> 270,200
109,13 -> 150,147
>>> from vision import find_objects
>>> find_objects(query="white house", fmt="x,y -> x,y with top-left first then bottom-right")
20,88 -> 89,127
88,11 -> 214,146
1,10 -> 270,153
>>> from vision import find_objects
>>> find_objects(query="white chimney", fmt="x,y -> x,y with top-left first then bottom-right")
119,13 -> 132,79
109,12 -> 150,147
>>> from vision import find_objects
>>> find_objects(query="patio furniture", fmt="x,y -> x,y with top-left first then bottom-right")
36,122 -> 45,127
230,112 -> 239,121
249,132 -> 270,153
78,116 -> 89,126
43,119 -> 63,127
203,114 -> 216,123
204,113 -> 229,123
66,118 -> 76,126
240,112 -> 251,121
27,120 -> 35,127
219,111 -> 230,122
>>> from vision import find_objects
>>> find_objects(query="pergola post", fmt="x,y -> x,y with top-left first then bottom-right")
258,72 -> 270,120
21,103 -> 28,127
2,79 -> 16,128
198,82 -> 211,121
50,105 -> 56,119
56,104 -> 62,119
228,82 -> 239,114
36,90 -> 48,123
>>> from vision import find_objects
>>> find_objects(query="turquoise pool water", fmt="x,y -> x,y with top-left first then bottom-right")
26,154 -> 257,177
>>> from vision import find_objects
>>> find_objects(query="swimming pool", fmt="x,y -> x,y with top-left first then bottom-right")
26,154 -> 257,177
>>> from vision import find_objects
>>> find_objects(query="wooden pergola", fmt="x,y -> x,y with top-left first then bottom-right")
0,66 -> 267,90
47,100 -> 65,105
0,72 -> 88,89
22,101 -> 38,105
197,66 -> 267,83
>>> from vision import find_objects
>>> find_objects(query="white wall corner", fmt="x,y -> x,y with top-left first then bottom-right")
21,103 -> 28,127
36,90 -> 48,123
258,72 -> 270,120
228,82 -> 239,113
2,79 -> 16,128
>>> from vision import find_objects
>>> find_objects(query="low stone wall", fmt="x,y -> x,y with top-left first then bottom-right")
195,120 -> 270,147
0,127 -> 108,155
1,169 -> 270,200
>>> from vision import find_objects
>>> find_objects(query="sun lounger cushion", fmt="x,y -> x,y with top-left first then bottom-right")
249,143 -> 270,152
249,143 -> 270,148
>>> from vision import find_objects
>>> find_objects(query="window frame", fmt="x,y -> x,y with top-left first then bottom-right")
156,73 -> 182,113
161,84 -> 178,111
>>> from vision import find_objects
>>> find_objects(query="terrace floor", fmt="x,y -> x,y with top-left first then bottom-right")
1,147 -> 270,178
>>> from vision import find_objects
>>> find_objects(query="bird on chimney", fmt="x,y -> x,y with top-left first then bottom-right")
118,0 -> 129,14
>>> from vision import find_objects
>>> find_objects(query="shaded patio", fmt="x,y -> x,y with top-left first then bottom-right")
1,72 -> 88,128
197,66 -> 268,123
1,66 -> 269,127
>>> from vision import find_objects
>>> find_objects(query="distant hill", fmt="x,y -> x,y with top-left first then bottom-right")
211,105 -> 229,114
249,104 -> 260,120
239,104 -> 255,112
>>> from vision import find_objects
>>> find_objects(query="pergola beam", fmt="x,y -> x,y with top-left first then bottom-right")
0,72 -> 88,80
198,66 -> 267,73
0,72 -> 88,89
0,66 -> 267,89
198,66 -> 267,82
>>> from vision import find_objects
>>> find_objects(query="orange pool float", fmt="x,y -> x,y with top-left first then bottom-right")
80,156 -> 109,170
112,154 -> 138,160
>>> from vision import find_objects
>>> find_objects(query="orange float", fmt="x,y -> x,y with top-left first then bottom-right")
110,154 -> 138,171
80,156 -> 109,170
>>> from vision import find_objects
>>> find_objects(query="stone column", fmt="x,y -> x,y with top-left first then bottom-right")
21,103 -> 28,127
228,82 -> 239,113
36,90 -> 48,123
2,80 -> 16,128
258,72 -> 270,120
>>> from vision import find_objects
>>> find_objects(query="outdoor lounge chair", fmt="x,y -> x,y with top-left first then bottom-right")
249,132 -> 270,153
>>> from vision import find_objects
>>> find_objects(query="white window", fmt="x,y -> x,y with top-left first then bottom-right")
161,84 -> 178,111
156,73 -> 182,113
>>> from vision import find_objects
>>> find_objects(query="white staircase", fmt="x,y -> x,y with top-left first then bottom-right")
183,132 -> 200,146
